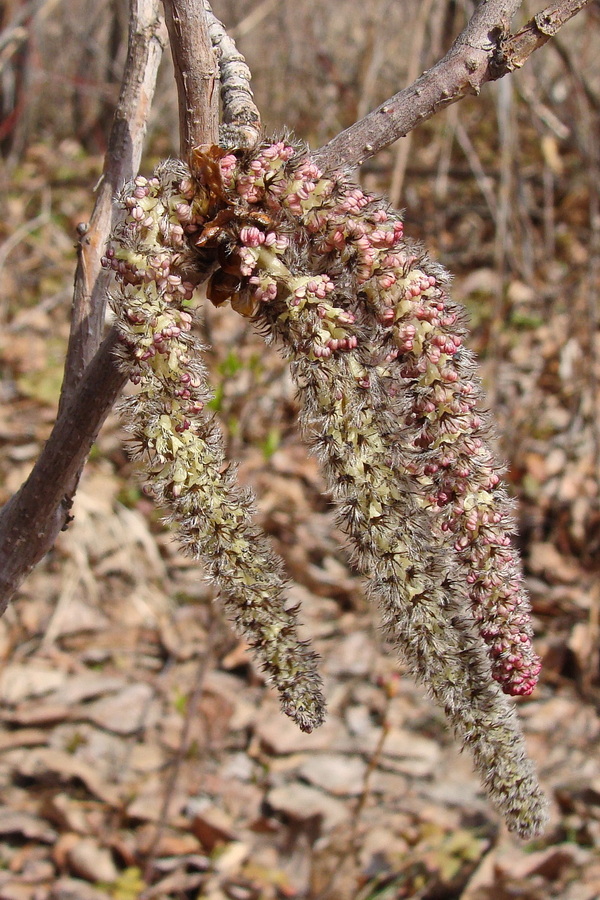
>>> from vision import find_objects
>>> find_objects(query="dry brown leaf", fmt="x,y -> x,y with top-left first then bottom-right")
0,663 -> 66,704
297,753 -> 367,797
191,805 -> 238,851
0,809 -> 57,844
266,783 -> 349,832
16,748 -> 121,806
528,542 -> 582,584
82,683 -> 157,735
66,837 -> 119,884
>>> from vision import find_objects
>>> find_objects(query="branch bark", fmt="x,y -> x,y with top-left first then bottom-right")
163,0 -> 219,157
59,0 -> 167,415
313,0 -> 592,173
201,0 -> 261,150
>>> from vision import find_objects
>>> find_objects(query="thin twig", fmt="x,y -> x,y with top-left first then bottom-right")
454,119 -> 498,223
388,0 -> 435,206
495,0 -> 592,71
0,190 -> 51,282
141,616 -> 219,892
310,690 -> 393,900
434,102 -> 459,202
488,77 -> 515,411
230,0 -> 278,40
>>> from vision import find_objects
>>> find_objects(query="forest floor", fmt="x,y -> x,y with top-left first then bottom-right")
0,132 -> 600,900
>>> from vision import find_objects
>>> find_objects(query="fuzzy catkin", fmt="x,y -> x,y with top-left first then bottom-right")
255,278 -> 548,839
107,138 -> 548,838
207,137 -> 541,698
104,162 -> 325,733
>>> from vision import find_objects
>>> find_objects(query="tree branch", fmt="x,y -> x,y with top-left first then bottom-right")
163,0 -> 219,157
313,0 -> 592,173
492,0 -> 592,72
59,0 -> 167,415
0,0 -> 218,608
0,0 -> 591,609
201,0 -> 261,150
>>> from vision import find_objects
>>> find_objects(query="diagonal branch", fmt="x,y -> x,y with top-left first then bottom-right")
313,0 -> 592,173
59,0 -> 167,415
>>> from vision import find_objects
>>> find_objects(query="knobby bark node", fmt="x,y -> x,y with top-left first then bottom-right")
201,0 -> 261,150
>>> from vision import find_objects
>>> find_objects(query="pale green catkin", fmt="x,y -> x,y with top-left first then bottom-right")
104,162 -> 325,733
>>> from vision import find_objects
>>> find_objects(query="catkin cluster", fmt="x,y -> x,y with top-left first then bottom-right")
106,139 -> 548,838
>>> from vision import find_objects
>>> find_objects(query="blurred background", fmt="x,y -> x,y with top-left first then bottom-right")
0,2 -> 599,898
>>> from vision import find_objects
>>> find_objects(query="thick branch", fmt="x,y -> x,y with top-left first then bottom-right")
0,330 -> 126,613
163,0 -> 219,156
313,0 -> 592,173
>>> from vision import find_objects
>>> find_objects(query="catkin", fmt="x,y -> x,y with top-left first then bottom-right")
104,162 -> 325,733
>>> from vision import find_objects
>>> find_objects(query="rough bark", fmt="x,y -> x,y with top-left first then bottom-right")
163,0 -> 219,157
201,0 -> 261,149
59,0 -> 167,414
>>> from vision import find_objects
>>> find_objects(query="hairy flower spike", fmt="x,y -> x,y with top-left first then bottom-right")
108,138 -> 548,838
106,161 -> 326,733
